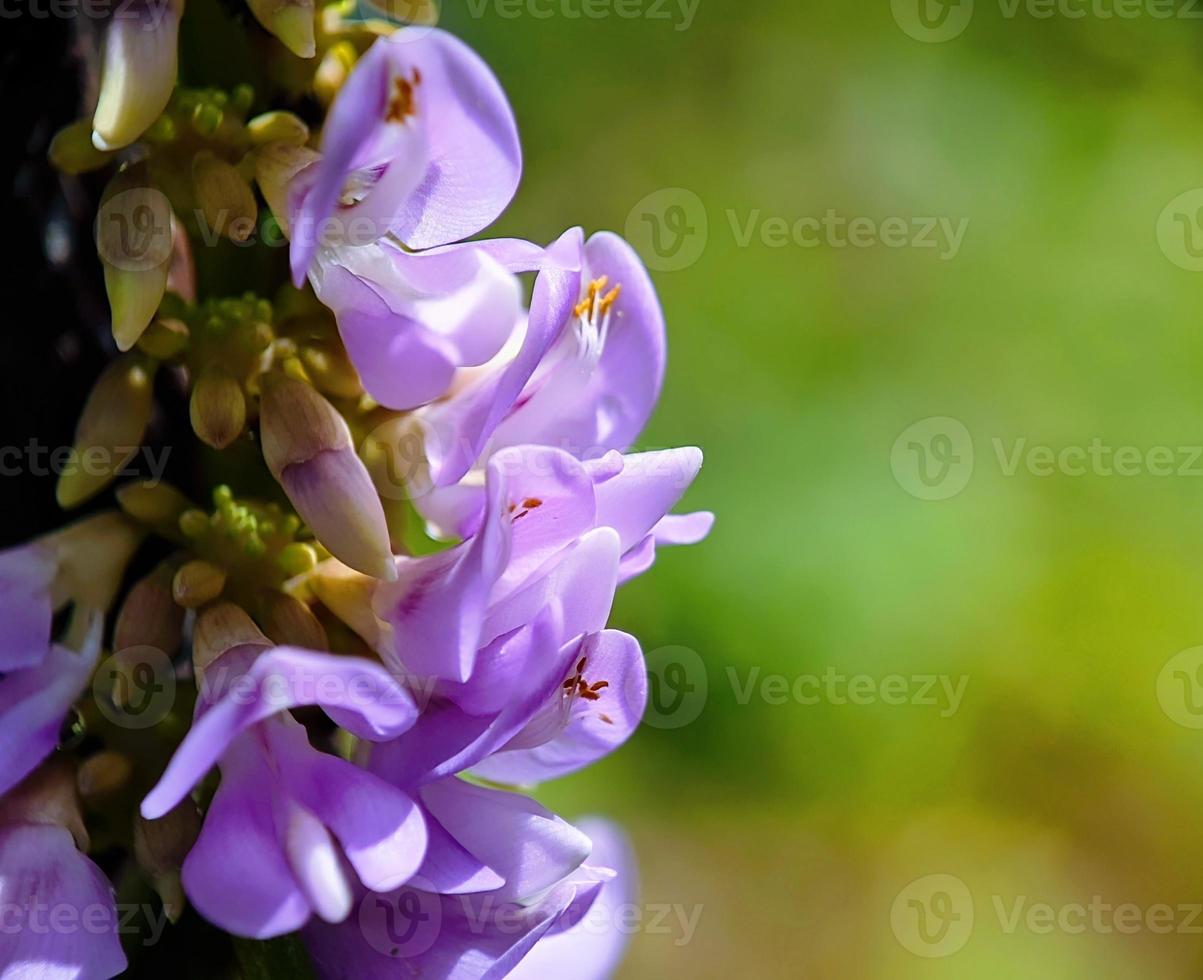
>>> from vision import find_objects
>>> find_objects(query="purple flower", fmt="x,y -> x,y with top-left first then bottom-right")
0,764 -> 126,980
0,610 -> 101,800
0,824 -> 126,980
309,238 -> 530,410
391,229 -> 670,536
505,818 -> 637,980
141,646 -> 427,938
302,834 -> 616,980
410,777 -> 592,900
288,28 -> 522,285
370,444 -> 708,688
367,628 -> 647,790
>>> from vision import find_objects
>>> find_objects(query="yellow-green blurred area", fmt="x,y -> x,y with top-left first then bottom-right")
436,2 -> 1203,977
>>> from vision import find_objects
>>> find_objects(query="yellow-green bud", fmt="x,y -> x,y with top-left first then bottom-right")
172,560 -> 227,608
56,355 -> 157,509
190,369 -> 247,450
192,151 -> 258,244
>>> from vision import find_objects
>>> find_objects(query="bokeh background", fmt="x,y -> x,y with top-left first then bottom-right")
9,1 -> 1203,976
460,3 -> 1203,977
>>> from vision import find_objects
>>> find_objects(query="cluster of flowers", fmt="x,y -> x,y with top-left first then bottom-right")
2,10 -> 709,980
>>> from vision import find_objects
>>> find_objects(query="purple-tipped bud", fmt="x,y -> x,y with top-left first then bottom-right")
259,376 -> 396,580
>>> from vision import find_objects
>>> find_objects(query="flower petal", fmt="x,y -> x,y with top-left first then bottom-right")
472,630 -> 646,785
142,648 -> 417,819
418,778 -> 590,901
179,735 -> 312,939
385,30 -> 522,250
0,824 -> 126,980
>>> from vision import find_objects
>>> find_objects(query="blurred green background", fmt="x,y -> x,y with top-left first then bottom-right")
438,2 -> 1203,976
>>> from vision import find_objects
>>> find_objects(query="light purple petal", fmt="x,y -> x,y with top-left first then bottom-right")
311,241 -> 523,410
367,612 -> 572,786
385,29 -> 522,250
506,818 -> 637,980
483,445 -> 597,601
303,874 -> 602,980
490,230 -> 666,456
617,512 -> 714,583
0,632 -> 99,799
416,228 -> 584,490
471,630 -> 646,785
180,734 -> 313,939
0,824 -> 126,980
418,778 -> 591,901
482,526 -> 619,648
268,719 -> 428,893
142,648 -> 417,819
587,447 -> 704,553
376,470 -> 511,684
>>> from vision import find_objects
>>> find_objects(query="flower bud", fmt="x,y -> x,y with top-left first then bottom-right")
259,376 -> 395,580
92,0 -> 183,151
172,560 -> 227,609
192,151 -> 258,243
46,512 -> 144,614
114,565 -> 184,656
56,355 -> 157,509
247,110 -> 309,147
257,589 -> 328,650
49,118 -> 114,175
190,369 -> 247,450
98,167 -> 173,351
117,481 -> 192,539
76,751 -> 134,802
246,0 -> 315,58
134,800 -> 202,922
192,601 -> 270,678
254,142 -> 319,239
